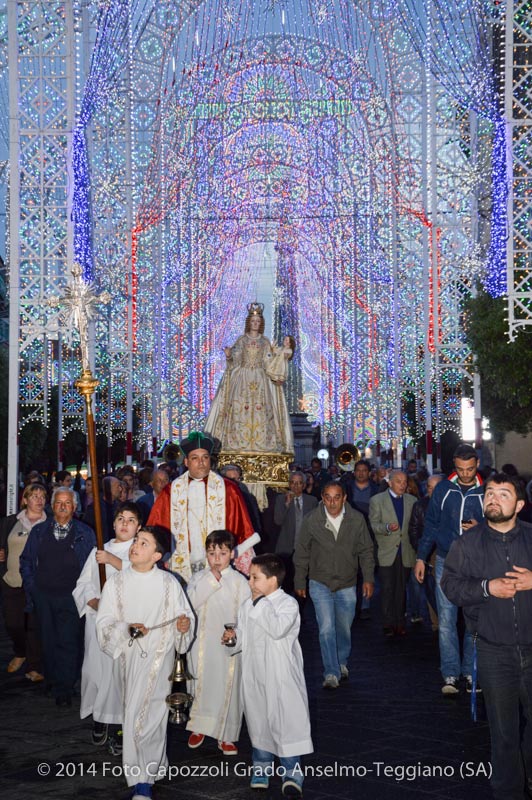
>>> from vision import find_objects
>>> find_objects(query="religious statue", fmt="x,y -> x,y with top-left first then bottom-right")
205,303 -> 294,454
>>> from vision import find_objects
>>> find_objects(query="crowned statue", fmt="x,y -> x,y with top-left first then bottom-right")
205,302 -> 295,457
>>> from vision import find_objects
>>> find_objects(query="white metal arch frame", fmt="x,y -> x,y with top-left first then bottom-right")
7,0 -> 77,513
505,0 -> 532,340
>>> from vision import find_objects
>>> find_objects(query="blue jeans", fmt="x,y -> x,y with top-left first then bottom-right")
435,555 -> 473,678
407,570 -> 426,618
252,747 -> 303,788
478,640 -> 532,799
309,580 -> 357,680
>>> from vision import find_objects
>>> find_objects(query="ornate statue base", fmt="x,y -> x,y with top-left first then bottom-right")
217,451 -> 294,511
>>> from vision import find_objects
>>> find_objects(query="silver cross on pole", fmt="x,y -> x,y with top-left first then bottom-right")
49,263 -> 111,372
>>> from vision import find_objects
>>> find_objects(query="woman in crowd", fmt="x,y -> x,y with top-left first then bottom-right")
0,483 -> 47,681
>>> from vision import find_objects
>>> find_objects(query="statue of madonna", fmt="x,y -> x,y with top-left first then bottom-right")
205,303 -> 294,454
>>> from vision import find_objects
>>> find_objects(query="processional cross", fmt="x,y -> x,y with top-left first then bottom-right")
50,264 -> 110,586
50,263 -> 111,372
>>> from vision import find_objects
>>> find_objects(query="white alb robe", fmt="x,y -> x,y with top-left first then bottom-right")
186,566 -> 251,742
239,589 -> 313,758
73,539 -> 132,723
96,566 -> 193,786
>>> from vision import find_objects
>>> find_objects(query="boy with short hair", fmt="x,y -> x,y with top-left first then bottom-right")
223,553 -> 313,797
73,501 -> 142,751
96,527 -> 193,800
186,529 -> 251,755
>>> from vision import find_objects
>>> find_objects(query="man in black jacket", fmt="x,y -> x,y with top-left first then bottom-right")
442,473 -> 532,800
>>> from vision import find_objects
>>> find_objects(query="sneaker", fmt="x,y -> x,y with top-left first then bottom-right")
322,674 -> 339,689
108,730 -> 123,756
282,779 -> 303,797
465,676 -> 482,694
340,665 -> 349,682
218,740 -> 238,756
250,774 -> 269,790
410,615 -> 423,624
187,732 -> 205,749
131,783 -> 152,799
441,676 -> 459,695
91,722 -> 108,746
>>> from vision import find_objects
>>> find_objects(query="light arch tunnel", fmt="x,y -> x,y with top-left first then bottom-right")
75,0 -> 482,453
125,31 -> 423,446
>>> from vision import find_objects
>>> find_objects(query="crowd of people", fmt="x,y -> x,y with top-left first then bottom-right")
1,441 -> 532,800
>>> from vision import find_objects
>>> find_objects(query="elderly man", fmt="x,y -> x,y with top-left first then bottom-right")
414,443 -> 484,694
442,474 -> 532,800
220,463 -> 262,536
137,468 -> 170,524
274,471 -> 318,595
294,481 -> 374,689
55,470 -> 82,515
369,470 -> 417,637
20,488 -> 95,706
148,432 -> 254,581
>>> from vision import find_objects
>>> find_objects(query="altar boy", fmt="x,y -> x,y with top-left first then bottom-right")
96,527 -> 193,800
73,501 -> 142,750
224,554 -> 313,797
186,529 -> 251,755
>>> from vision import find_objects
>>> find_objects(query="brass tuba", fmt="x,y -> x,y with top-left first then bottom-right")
161,441 -> 183,465
334,443 -> 361,472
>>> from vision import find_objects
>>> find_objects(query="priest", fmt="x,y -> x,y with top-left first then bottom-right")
147,431 -> 255,581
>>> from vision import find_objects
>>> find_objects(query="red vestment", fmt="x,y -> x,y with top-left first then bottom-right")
147,475 -> 254,545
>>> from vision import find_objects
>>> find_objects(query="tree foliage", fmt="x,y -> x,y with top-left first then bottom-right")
464,290 -> 532,439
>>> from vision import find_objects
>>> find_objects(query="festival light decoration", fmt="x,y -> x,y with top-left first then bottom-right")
10,0 -> 504,465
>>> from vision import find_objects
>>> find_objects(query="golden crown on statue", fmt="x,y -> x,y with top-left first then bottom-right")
247,301 -> 264,316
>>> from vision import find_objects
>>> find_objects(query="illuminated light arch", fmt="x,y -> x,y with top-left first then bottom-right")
4,0 -> 498,502
127,28 -> 414,443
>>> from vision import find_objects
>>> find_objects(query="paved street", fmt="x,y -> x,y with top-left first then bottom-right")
0,597 -> 491,799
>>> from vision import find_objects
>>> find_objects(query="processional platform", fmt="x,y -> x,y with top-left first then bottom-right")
217,450 -> 294,510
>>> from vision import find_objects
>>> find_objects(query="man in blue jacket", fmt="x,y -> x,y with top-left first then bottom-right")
441,473 -> 532,800
414,444 -> 484,694
20,488 -> 95,706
